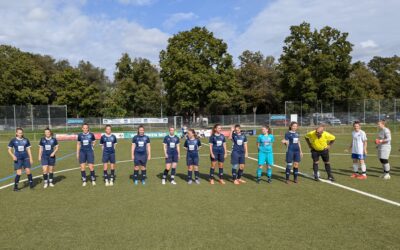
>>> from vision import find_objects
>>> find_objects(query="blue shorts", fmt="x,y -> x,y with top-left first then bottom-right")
134,153 -> 147,166
79,151 -> 94,164
258,151 -> 274,166
286,150 -> 301,163
351,153 -> 366,160
210,151 -> 225,163
41,155 -> 56,166
166,152 -> 179,164
14,158 -> 31,170
102,153 -> 116,164
187,154 -> 199,166
231,151 -> 245,165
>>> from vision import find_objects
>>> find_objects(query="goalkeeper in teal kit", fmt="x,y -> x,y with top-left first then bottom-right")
256,125 -> 275,183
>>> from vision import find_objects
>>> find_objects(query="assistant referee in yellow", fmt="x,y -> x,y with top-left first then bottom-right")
305,124 -> 336,181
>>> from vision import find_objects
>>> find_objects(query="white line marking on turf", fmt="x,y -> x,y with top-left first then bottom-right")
2,145 -> 400,208
204,142 -> 400,207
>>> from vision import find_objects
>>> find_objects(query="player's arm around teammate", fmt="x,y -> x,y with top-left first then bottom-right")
281,122 -> 303,184
38,128 -> 59,188
162,127 -> 180,185
208,124 -> 226,185
305,125 -> 335,182
229,124 -> 248,185
256,125 -> 275,184
8,128 -> 34,191
77,123 -> 97,187
184,129 -> 202,184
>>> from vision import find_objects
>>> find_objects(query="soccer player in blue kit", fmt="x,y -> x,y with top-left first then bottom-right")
209,124 -> 227,185
99,125 -> 117,186
38,128 -> 59,188
162,127 -> 180,185
256,125 -> 275,183
77,123 -> 97,187
131,125 -> 151,185
184,129 -> 202,184
282,122 -> 303,183
8,128 -> 34,191
229,124 -> 248,185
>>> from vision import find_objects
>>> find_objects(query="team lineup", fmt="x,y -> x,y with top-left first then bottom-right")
7,120 -> 393,191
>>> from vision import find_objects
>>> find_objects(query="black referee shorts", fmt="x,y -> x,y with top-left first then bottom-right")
311,149 -> 330,162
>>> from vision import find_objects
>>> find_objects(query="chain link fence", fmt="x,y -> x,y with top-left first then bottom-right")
0,99 -> 399,133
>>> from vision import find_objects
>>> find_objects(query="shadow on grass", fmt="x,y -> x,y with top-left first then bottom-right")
21,175 -> 66,189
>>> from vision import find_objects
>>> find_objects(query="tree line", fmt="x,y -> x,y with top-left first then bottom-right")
0,22 -> 399,117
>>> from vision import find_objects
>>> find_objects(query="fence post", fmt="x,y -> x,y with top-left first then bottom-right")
65,105 -> 68,132
363,99 -> 366,124
47,105 -> 51,129
394,99 -> 397,133
31,105 -> 34,131
13,105 -> 16,129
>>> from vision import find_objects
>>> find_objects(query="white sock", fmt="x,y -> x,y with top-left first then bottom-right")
361,164 -> 366,175
384,163 -> 390,173
352,164 -> 359,173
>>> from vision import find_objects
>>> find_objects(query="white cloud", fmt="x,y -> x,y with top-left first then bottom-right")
206,18 -> 237,42
230,0 -> 400,62
163,12 -> 198,29
117,0 -> 155,6
360,40 -> 378,49
0,0 -> 169,78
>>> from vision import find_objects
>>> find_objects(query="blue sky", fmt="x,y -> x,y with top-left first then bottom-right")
0,0 -> 399,78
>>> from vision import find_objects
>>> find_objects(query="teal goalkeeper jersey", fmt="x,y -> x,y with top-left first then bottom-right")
257,134 -> 274,153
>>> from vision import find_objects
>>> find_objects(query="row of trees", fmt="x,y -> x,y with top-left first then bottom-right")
0,22 -> 399,117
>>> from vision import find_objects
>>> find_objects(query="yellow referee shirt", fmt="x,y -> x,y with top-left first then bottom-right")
305,130 -> 336,151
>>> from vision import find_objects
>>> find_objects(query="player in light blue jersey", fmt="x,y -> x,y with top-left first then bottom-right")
256,125 -> 275,183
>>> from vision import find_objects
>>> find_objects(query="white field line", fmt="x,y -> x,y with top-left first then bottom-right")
204,142 -> 400,207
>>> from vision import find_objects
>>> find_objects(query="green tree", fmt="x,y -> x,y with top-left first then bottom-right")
278,22 -> 353,110
160,27 -> 242,116
368,56 -> 400,98
344,62 -> 381,99
114,54 -> 163,116
237,50 -> 281,113
52,67 -> 102,117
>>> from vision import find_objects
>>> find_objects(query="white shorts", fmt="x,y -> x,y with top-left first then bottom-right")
378,146 -> 391,160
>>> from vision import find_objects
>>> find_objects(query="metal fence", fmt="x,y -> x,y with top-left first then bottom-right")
0,105 -> 67,131
0,99 -> 399,132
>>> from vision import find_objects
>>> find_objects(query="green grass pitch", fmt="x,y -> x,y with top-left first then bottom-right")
0,130 -> 399,249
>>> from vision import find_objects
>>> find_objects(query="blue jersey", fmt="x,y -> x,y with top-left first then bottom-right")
257,134 -> 274,153
184,138 -> 201,155
77,132 -> 96,152
285,131 -> 300,151
39,137 -> 58,156
209,134 -> 226,153
163,135 -> 180,154
231,133 -> 247,153
100,134 -> 117,154
132,135 -> 150,154
8,137 -> 31,158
